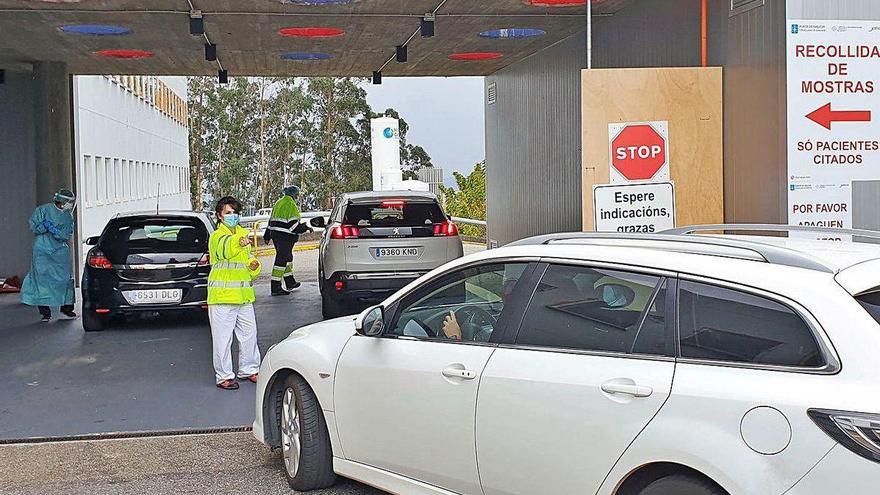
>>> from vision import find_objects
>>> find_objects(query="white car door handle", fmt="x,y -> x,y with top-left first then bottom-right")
601,381 -> 653,398
442,367 -> 477,380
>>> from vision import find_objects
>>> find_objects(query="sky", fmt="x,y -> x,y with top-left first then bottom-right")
365,77 -> 485,187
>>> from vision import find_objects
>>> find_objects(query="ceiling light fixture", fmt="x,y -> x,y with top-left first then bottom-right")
189,10 -> 204,36
372,71 -> 382,85
396,45 -> 408,63
421,13 -> 435,38
218,69 -> 228,84
205,43 -> 217,61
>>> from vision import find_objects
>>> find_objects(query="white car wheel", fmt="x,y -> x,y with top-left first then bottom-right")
281,387 -> 301,478
278,374 -> 336,490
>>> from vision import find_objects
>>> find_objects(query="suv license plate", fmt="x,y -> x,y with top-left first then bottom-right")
375,247 -> 419,258
128,289 -> 182,305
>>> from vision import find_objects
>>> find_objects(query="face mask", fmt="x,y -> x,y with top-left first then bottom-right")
223,213 -> 240,228
62,202 -> 75,211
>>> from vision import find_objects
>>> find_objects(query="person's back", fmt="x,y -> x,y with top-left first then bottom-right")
266,185 -> 304,295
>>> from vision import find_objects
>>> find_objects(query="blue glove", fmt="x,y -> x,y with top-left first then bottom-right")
42,219 -> 61,236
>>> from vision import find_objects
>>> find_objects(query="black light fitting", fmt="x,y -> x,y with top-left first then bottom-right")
205,43 -> 217,61
420,13 -> 435,38
372,71 -> 382,85
396,45 -> 408,63
189,10 -> 204,36
0,70 -> 5,85
218,69 -> 228,84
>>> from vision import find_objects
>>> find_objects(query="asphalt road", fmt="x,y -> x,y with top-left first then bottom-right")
0,432 -> 384,495
0,242 -> 485,494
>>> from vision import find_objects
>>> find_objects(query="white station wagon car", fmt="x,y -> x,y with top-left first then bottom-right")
254,225 -> 880,495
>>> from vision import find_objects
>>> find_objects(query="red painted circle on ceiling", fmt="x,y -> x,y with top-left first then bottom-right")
525,0 -> 587,6
448,52 -> 504,61
611,124 -> 668,181
279,27 -> 345,38
95,49 -> 154,59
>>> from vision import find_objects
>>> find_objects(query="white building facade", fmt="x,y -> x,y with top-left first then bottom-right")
73,75 -> 191,241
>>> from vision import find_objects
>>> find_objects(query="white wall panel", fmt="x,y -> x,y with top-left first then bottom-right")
74,76 -> 190,241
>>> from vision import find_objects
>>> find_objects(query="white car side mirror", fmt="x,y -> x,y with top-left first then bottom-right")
355,305 -> 385,337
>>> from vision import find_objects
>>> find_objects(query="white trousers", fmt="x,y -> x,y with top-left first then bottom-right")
208,303 -> 261,383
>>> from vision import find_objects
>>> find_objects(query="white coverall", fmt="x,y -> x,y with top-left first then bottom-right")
208,304 -> 261,383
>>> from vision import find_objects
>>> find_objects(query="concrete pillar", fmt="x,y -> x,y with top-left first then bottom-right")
0,69 -> 37,277
33,61 -> 74,203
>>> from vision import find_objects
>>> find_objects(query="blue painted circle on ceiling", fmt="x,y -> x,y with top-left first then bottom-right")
280,52 -> 333,60
60,24 -> 132,36
383,128 -> 394,138
478,28 -> 546,39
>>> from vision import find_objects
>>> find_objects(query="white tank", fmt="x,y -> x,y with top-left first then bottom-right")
371,117 -> 402,191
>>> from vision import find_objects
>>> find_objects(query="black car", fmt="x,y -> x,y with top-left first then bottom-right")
81,211 -> 215,331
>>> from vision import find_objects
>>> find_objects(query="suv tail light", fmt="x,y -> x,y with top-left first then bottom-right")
87,251 -> 113,269
331,225 -> 360,239
197,253 -> 210,267
433,220 -> 459,237
809,409 -> 880,463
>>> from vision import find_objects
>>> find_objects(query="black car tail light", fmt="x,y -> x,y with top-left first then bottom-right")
87,251 -> 113,269
809,409 -> 880,463
197,253 -> 210,267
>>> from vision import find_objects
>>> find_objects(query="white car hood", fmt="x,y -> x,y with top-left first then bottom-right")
284,314 -> 358,346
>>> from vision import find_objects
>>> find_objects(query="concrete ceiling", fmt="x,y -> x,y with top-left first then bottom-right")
0,0 -> 638,76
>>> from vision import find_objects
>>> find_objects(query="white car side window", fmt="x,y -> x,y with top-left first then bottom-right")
389,263 -> 528,342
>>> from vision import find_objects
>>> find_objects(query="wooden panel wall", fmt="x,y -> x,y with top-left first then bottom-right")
581,67 -> 724,230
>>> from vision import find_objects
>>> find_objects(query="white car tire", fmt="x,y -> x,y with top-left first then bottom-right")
639,475 -> 726,495
279,374 -> 336,491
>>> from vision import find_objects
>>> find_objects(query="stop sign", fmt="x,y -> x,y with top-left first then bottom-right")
611,124 -> 667,181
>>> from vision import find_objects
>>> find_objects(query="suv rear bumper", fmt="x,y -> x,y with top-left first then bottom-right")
324,270 -> 427,303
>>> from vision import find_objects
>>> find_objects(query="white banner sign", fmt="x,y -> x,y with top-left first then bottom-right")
787,20 -> 880,229
593,182 -> 676,233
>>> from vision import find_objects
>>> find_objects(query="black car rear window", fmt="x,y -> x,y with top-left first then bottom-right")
102,218 -> 208,253
343,201 -> 445,228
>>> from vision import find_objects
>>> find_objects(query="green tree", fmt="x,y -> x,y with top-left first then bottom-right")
439,162 -> 486,238
188,76 -> 435,213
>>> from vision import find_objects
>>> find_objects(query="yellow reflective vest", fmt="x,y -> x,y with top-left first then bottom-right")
208,224 -> 261,305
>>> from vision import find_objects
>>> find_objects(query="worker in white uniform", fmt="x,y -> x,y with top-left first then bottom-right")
207,196 -> 262,390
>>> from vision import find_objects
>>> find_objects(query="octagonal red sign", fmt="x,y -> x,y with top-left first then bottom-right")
611,124 -> 667,181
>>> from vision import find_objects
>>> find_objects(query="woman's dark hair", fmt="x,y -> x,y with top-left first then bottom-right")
215,196 -> 242,216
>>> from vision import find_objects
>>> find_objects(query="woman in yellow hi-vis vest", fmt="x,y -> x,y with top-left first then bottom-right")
208,197 -> 262,390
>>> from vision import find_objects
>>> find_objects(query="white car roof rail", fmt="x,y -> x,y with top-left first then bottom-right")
507,232 -> 836,273
662,223 -> 880,242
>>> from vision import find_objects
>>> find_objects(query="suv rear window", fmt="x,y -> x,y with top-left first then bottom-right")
102,218 -> 208,253
343,201 -> 445,227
